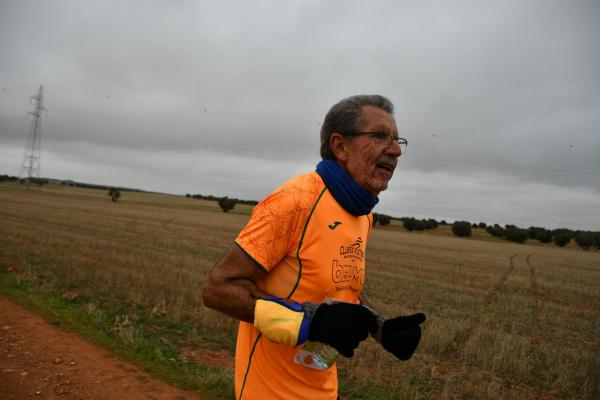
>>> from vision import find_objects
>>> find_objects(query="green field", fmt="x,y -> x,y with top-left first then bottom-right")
1,182 -> 598,399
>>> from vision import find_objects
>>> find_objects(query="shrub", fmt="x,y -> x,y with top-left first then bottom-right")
421,219 -> 433,230
472,223 -> 478,228
452,221 -> 472,237
111,191 -> 121,202
552,228 -> 574,238
406,218 -> 441,231
554,231 -> 572,247
527,226 -> 544,240
415,220 -> 426,231
378,214 -> 391,226
535,229 -> 553,243
486,224 -> 505,238
574,232 -> 594,250
478,222 -> 487,229
505,227 -> 529,243
402,217 -> 417,231
592,232 -> 600,248
218,197 -> 236,213
427,218 -> 439,229
402,217 -> 428,231
0,174 -> 18,182
108,188 -> 121,202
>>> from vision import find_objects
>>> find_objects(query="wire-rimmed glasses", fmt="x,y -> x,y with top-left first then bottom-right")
345,132 -> 407,154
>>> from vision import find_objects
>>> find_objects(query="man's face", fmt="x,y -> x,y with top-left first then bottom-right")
341,105 -> 401,196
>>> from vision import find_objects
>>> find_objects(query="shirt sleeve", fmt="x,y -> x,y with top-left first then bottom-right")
367,213 -> 374,238
235,178 -> 315,271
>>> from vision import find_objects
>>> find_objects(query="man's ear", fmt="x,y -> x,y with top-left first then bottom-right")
330,133 -> 348,163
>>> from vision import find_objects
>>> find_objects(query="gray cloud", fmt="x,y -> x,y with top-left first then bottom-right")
1,0 -> 599,230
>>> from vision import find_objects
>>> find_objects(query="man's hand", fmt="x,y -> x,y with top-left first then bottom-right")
308,302 -> 378,357
372,313 -> 426,361
254,299 -> 377,358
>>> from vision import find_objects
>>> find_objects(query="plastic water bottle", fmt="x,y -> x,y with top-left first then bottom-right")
294,298 -> 342,370
294,340 -> 341,370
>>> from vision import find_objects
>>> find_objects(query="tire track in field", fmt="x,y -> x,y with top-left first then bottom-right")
457,253 -> 521,348
525,253 -> 538,291
459,253 -> 537,355
160,216 -> 178,234
484,253 -> 519,303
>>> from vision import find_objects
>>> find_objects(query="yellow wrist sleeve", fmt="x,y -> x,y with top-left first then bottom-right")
254,299 -> 305,346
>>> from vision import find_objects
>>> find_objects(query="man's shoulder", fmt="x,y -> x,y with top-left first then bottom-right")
258,171 -> 325,213
281,171 -> 324,195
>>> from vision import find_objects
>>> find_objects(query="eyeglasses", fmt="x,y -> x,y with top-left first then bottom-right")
345,132 -> 408,153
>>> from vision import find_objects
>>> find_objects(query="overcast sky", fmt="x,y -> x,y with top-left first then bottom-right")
1,0 -> 599,230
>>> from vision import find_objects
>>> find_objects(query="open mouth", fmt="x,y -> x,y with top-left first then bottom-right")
376,163 -> 395,174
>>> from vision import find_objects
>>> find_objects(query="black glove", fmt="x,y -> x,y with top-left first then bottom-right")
305,302 -> 377,357
372,313 -> 426,360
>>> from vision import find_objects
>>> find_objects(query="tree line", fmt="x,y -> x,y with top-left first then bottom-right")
0,175 -> 47,185
369,213 -> 598,251
185,193 -> 258,213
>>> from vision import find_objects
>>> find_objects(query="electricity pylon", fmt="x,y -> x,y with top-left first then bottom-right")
19,85 -> 46,183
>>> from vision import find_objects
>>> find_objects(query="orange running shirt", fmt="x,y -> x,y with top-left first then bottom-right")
234,171 -> 373,400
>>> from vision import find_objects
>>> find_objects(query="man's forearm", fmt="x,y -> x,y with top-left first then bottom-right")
202,277 -> 270,322
201,245 -> 271,323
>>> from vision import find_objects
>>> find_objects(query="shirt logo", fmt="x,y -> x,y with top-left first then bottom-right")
328,221 -> 342,230
339,237 -> 364,261
331,260 -> 364,285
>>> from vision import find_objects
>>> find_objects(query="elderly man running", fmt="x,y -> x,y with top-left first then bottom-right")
202,95 -> 425,400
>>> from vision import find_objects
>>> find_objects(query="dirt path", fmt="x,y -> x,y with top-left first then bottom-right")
0,295 -> 200,400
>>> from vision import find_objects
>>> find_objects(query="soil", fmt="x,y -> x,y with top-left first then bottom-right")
0,295 -> 200,400
180,346 -> 233,372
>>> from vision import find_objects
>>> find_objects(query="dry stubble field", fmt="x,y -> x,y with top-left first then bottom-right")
0,182 -> 598,399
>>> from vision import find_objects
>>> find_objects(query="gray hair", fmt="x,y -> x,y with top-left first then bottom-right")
320,94 -> 395,160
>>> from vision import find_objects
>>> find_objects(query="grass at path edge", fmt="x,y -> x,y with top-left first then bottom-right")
0,265 -> 235,400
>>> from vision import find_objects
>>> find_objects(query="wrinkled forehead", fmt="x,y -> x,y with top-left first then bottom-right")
358,105 -> 398,134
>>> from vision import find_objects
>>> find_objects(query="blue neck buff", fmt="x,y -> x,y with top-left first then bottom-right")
316,159 -> 379,216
